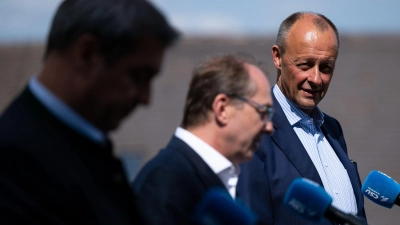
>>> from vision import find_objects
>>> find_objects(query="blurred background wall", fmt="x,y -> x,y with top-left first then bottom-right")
1,1 -> 400,224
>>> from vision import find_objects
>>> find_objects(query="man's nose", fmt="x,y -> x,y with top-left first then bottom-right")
263,120 -> 274,136
308,66 -> 322,85
132,82 -> 152,105
140,84 -> 151,105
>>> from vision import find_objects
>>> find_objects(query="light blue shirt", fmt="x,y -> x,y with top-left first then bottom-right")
273,85 -> 358,215
29,76 -> 108,146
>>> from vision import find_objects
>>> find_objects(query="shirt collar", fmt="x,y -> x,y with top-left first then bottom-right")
273,84 -> 324,127
174,127 -> 239,174
29,76 -> 108,145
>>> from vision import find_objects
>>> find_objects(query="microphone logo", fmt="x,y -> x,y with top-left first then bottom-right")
364,187 -> 391,202
364,187 -> 379,199
287,198 -> 317,217
380,197 -> 389,202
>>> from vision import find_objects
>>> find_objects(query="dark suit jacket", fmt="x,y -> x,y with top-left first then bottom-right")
237,93 -> 367,225
0,87 -> 142,224
132,135 -> 228,225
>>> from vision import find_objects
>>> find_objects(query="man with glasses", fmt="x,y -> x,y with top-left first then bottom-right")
132,54 -> 274,225
237,12 -> 367,225
233,96 -> 275,123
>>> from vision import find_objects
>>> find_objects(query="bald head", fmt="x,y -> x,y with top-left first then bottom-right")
276,12 -> 340,56
285,14 -> 339,59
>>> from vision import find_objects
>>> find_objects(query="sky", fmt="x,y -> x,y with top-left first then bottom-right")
0,0 -> 399,42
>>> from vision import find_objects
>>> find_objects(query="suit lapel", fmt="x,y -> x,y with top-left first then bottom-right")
321,126 -> 351,168
271,93 -> 323,185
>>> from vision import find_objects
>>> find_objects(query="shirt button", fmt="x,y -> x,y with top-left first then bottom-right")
334,190 -> 339,194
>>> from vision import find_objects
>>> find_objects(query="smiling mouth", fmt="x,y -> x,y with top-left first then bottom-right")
303,88 -> 320,92
302,89 -> 321,96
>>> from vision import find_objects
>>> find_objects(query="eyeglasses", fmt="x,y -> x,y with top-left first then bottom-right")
233,95 -> 274,123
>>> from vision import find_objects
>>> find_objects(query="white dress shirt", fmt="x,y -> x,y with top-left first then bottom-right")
175,127 -> 240,199
273,85 -> 358,215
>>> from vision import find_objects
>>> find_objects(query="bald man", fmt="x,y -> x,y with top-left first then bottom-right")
237,12 -> 367,225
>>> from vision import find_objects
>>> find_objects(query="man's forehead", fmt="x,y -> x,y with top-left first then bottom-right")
285,21 -> 338,54
304,31 -> 318,42
288,16 -> 337,44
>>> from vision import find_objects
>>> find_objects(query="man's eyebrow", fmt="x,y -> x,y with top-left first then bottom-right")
321,59 -> 335,64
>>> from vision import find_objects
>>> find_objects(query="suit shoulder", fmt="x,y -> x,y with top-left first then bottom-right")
133,147 -> 196,188
0,98 -> 45,146
322,112 -> 340,124
144,147 -> 193,172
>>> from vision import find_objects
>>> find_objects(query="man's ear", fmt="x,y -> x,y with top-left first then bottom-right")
71,34 -> 103,77
272,45 -> 282,69
212,94 -> 230,126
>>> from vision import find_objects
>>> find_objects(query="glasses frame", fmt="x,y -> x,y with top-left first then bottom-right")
233,95 -> 274,123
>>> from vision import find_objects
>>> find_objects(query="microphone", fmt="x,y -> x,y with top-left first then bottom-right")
284,178 -> 364,225
361,170 -> 400,208
193,188 -> 258,225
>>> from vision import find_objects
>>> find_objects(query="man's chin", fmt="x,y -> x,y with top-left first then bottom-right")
243,152 -> 255,162
294,100 -> 319,113
250,139 -> 261,150
108,108 -> 136,131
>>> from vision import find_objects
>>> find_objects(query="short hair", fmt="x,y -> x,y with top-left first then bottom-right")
44,0 -> 179,64
275,12 -> 340,56
182,54 -> 263,128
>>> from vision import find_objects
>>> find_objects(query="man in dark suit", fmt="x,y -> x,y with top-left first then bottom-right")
237,12 -> 367,225
132,54 -> 275,224
0,0 -> 178,224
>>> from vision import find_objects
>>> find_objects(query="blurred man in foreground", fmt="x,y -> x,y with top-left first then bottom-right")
237,12 -> 367,224
132,54 -> 274,224
0,0 -> 178,224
